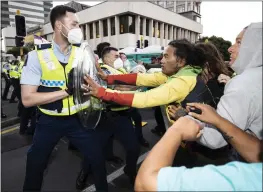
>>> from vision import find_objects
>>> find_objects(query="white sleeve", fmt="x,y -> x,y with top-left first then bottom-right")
197,81 -> 249,149
20,50 -> 42,86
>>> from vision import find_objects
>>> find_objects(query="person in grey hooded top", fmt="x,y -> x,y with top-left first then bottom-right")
190,22 -> 262,161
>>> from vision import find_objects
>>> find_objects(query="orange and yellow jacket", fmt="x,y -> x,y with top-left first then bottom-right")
96,65 -> 202,108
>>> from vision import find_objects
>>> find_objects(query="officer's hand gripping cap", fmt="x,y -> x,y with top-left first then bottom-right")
73,41 -> 104,129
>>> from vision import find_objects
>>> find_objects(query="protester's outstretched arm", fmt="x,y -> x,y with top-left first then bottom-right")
187,103 -> 261,162
135,117 -> 202,191
98,70 -> 168,87
83,75 -> 196,108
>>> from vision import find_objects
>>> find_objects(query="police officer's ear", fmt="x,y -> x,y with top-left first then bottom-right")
55,20 -> 63,31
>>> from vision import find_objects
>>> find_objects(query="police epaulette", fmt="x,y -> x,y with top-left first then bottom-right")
36,43 -> 52,50
72,43 -> 81,47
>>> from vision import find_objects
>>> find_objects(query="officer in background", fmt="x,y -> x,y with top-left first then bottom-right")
2,58 -> 15,102
9,59 -> 23,117
20,5 -> 107,191
76,47 -> 140,189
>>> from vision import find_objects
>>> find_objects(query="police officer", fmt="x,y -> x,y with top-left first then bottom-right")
1,58 -> 13,101
21,5 -> 107,191
76,47 -> 140,189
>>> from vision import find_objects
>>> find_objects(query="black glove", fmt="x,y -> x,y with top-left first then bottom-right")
65,68 -> 74,96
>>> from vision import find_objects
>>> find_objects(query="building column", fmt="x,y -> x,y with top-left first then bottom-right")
149,19 -> 153,45
85,23 -> 90,40
173,27 -> 177,40
164,24 -> 168,45
115,16 -> 120,49
173,1 -> 177,12
135,15 -> 140,41
107,18 -> 111,42
99,20 -> 103,42
191,1 -> 194,11
185,1 -> 187,11
143,17 -> 146,37
160,22 -> 164,46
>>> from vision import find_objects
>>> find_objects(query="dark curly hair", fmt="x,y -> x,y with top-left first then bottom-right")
168,39 -> 206,69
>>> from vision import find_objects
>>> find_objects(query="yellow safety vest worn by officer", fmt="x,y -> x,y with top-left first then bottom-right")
36,43 -> 89,116
9,64 -> 20,79
100,64 -> 130,112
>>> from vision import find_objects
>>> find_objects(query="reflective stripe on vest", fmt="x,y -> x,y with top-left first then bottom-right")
36,45 -> 85,116
101,64 -> 130,111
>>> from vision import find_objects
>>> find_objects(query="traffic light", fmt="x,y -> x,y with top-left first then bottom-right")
15,36 -> 24,47
136,40 -> 140,48
144,40 -> 148,48
15,15 -> 26,37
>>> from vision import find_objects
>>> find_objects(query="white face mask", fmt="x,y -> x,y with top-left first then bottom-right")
60,23 -> 83,44
68,28 -> 83,44
113,58 -> 124,69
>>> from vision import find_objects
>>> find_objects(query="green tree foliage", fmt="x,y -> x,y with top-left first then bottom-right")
199,36 -> 232,61
6,47 -> 30,57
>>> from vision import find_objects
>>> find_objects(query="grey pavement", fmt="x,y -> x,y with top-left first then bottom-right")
1,108 -> 161,192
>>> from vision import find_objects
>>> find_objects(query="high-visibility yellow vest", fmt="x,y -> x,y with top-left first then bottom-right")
100,64 -> 130,111
36,44 -> 89,116
9,64 -> 20,79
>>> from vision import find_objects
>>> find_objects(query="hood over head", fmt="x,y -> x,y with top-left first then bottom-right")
232,22 -> 262,75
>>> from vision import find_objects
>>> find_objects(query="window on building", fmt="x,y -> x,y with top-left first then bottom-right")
176,5 -> 185,13
146,19 -> 149,36
153,21 -> 156,37
119,14 -> 135,34
103,19 -> 108,37
157,22 -> 160,38
89,23 -> 93,39
95,21 -> 99,38
82,25 -> 86,40
168,25 -> 171,39
140,17 -> 143,35
110,17 -> 115,35
187,3 -> 191,11
164,24 -> 166,39
166,1 -> 174,7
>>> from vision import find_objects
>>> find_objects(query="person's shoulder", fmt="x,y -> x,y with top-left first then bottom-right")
23,50 -> 40,67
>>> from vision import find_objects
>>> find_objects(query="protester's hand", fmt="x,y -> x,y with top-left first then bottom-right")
82,75 -> 102,97
170,117 -> 203,141
65,68 -> 74,96
167,104 -> 188,121
95,62 -> 108,81
186,103 -> 222,126
218,74 -> 231,84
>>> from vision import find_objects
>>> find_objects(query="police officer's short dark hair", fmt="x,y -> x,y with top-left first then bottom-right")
101,47 -> 118,61
50,5 -> 77,29
97,42 -> 111,58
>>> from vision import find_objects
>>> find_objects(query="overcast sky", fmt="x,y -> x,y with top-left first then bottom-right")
52,1 -> 262,43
